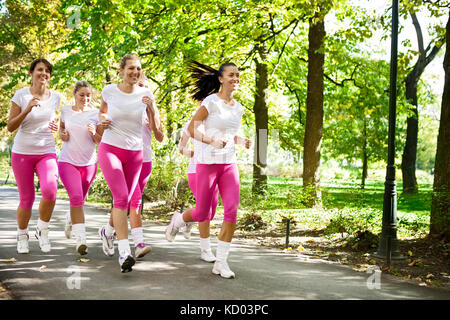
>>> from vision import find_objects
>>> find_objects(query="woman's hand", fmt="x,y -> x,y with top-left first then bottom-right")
210,139 -> 227,149
100,116 -> 111,129
87,123 -> 96,136
48,119 -> 59,133
25,97 -> 40,114
60,128 -> 69,141
142,96 -> 155,114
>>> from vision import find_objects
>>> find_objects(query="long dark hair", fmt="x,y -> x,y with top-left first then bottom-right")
187,60 -> 237,102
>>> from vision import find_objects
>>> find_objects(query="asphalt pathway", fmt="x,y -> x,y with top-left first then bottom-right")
1,185 -> 449,300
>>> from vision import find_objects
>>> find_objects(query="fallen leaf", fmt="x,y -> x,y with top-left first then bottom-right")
78,258 -> 90,263
342,242 -> 348,248
352,243 -> 359,249
2,258 -> 16,263
426,280 -> 433,285
39,265 -> 47,271
426,274 -> 434,279
405,275 -> 411,279
407,250 -> 413,257
414,276 -> 422,281
369,259 -> 377,265
419,282 -> 427,287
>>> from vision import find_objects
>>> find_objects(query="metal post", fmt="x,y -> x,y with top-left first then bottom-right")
285,219 -> 290,249
373,0 -> 404,260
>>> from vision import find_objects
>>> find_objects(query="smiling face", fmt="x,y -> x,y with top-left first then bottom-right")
120,58 -> 142,85
219,65 -> 240,92
74,86 -> 92,108
30,62 -> 51,86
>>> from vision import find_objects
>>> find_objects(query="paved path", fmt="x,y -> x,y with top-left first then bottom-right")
0,185 -> 449,300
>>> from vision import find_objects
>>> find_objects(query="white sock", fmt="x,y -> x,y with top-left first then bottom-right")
175,212 -> 185,229
37,219 -> 49,230
105,222 -> 115,236
17,227 -> 28,236
66,211 -> 72,224
200,237 -> 211,252
216,240 -> 231,262
118,239 -> 131,256
131,227 -> 144,246
72,223 -> 86,240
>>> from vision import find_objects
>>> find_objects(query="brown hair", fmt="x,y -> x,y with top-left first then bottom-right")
30,58 -> 53,74
119,54 -> 140,69
73,80 -> 92,95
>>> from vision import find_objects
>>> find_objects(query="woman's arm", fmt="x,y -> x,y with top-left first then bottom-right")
59,120 -> 69,141
99,98 -> 111,129
142,96 -> 164,142
7,99 -> 39,132
178,130 -> 194,158
234,135 -> 252,149
188,106 -> 226,149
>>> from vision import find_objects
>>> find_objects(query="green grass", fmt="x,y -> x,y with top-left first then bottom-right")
0,151 -> 433,238
238,175 -> 433,239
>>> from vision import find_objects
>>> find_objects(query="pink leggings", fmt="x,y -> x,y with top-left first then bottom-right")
11,153 -> 58,210
58,162 -> 97,207
98,142 -> 143,210
188,172 -> 219,221
129,162 -> 152,210
191,163 -> 240,223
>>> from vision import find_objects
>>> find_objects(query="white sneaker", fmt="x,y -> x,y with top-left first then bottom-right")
181,223 -> 194,239
201,249 -> 216,262
165,212 -> 181,242
35,227 -> 51,253
212,260 -> 235,279
98,226 -> 115,256
135,243 -> 151,259
64,215 -> 72,239
76,236 -> 88,255
17,234 -> 29,254
119,254 -> 135,273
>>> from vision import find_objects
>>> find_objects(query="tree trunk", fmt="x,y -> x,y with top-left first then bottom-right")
361,117 -> 368,189
401,12 -> 444,194
303,15 -> 325,207
253,47 -> 269,195
430,14 -> 450,241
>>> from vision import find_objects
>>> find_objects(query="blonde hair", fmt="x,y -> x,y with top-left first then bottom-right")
73,80 -> 92,95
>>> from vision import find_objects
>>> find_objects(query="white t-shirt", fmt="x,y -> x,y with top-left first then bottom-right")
10,87 -> 60,155
58,105 -> 100,166
196,94 -> 244,164
100,84 -> 154,151
142,115 -> 153,163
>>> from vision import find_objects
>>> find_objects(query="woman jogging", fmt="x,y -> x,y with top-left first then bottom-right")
166,61 -> 251,278
178,119 -> 218,263
58,80 -> 103,255
97,54 -> 160,273
7,58 -> 61,254
127,77 -> 163,259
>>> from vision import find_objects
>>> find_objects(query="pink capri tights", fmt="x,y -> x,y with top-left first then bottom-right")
58,162 -> 97,207
98,142 -> 143,210
129,161 -> 152,211
11,153 -> 58,210
191,163 -> 240,223
188,172 -> 219,221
